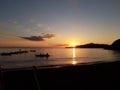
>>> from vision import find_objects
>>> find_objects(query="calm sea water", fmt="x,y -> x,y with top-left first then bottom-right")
0,48 -> 120,69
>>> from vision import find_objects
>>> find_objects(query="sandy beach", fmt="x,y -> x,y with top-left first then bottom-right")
1,61 -> 120,90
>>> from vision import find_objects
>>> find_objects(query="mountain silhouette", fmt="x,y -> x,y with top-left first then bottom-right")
66,39 -> 120,50
109,39 -> 120,50
76,43 -> 109,48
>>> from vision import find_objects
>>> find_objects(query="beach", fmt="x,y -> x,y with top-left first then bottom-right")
1,61 -> 120,90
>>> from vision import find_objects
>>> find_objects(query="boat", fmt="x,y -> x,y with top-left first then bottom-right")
35,53 -> 50,58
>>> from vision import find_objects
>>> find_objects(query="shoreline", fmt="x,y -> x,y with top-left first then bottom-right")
2,60 -> 114,71
2,60 -> 120,90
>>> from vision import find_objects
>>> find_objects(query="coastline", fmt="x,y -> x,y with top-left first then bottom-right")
2,61 -> 120,90
1,60 -> 113,71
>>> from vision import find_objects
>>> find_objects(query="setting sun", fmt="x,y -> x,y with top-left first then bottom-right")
69,41 -> 79,47
72,44 -> 76,47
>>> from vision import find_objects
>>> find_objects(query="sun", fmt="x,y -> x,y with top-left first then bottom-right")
72,44 -> 76,47
69,41 -> 79,47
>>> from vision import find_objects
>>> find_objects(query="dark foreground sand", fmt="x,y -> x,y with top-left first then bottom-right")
1,61 -> 120,90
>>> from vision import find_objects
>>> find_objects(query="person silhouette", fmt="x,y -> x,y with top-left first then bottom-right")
46,53 -> 50,57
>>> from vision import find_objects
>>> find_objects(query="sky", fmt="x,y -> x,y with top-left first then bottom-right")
0,0 -> 120,47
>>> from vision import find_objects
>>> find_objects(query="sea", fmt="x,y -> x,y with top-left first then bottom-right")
0,47 -> 120,69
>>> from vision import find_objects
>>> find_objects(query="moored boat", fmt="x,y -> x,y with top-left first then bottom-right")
35,53 -> 50,58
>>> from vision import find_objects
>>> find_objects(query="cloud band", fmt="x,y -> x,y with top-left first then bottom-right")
20,34 -> 55,41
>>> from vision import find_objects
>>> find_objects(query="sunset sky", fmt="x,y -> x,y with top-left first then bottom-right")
0,0 -> 120,47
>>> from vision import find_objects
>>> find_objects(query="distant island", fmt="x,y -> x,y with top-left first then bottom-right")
66,39 -> 120,50
76,43 -> 109,48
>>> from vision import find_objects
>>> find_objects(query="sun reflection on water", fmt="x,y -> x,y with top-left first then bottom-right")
72,48 -> 77,65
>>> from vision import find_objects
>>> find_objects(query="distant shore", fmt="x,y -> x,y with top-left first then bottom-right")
66,39 -> 120,51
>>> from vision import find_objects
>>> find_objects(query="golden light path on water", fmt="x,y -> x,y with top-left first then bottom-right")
72,48 -> 77,65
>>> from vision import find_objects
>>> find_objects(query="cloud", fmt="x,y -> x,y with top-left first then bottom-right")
29,18 -> 35,23
8,20 -> 17,24
56,44 -> 68,47
42,34 -> 56,39
21,34 -> 56,41
36,23 -> 44,28
21,36 -> 44,41
12,21 -> 17,24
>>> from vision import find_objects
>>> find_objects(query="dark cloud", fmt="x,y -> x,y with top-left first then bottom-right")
21,34 -> 55,41
42,34 -> 56,39
21,36 -> 44,41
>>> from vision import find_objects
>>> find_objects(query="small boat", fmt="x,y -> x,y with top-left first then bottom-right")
35,53 -> 50,58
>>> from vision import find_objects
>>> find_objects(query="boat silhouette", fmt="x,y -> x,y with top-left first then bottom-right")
35,53 -> 50,58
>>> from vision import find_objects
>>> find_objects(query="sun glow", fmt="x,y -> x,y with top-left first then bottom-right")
72,60 -> 77,65
69,41 -> 79,47
72,44 -> 76,47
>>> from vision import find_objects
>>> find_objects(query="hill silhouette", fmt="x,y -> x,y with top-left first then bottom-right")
104,39 -> 120,50
76,43 -> 109,48
66,43 -> 109,48
66,39 -> 120,50
111,39 -> 120,50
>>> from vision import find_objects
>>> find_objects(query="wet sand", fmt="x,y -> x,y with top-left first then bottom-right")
2,61 -> 120,90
